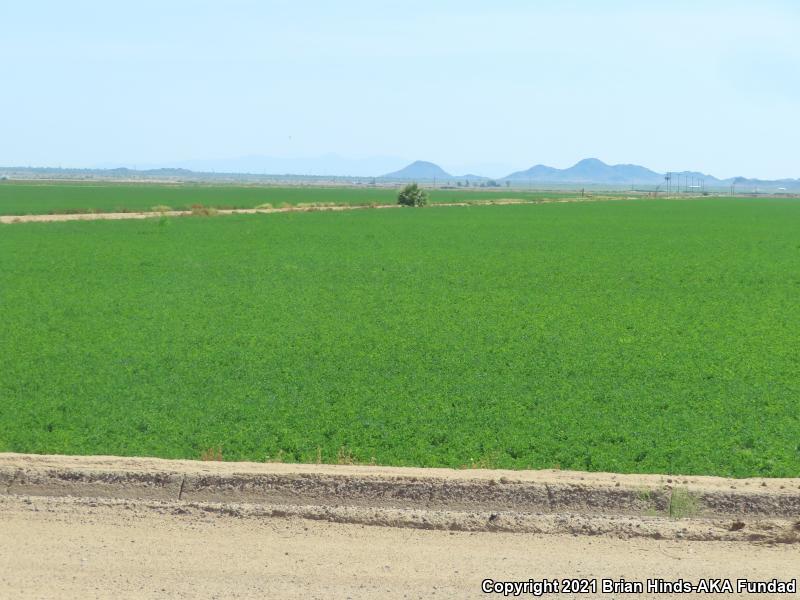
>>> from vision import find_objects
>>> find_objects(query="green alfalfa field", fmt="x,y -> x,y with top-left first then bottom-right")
0,196 -> 798,477
0,181 -> 574,215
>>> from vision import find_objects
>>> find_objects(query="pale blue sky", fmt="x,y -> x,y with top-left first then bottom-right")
2,1 -> 798,178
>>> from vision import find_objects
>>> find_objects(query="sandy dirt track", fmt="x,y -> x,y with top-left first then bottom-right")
1,454 -> 798,598
0,203 -> 401,223
1,494 -> 798,600
0,195 -> 642,224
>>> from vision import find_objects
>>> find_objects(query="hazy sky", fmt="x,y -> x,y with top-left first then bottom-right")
2,1 -> 798,178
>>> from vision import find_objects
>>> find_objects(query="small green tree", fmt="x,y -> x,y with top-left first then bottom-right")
397,183 -> 428,207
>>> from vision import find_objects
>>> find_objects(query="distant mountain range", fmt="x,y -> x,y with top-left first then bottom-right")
381,158 -> 800,190
504,158 -> 665,184
2,157 -> 798,190
104,154 -> 410,178
382,161 -> 487,182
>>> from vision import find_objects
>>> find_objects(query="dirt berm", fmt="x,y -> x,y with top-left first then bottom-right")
1,453 -> 798,543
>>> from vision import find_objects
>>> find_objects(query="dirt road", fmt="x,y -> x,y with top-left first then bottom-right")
1,494 -> 797,600
1,454 -> 797,598
0,195 -> 638,224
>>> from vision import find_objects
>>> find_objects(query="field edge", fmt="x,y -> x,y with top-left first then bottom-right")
2,453 -> 798,543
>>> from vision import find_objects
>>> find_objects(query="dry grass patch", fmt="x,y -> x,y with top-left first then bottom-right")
190,204 -> 218,216
200,446 -> 223,461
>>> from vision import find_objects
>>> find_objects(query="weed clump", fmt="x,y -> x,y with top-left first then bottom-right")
337,446 -> 355,465
190,204 -> 218,216
200,446 -> 223,461
669,487 -> 700,518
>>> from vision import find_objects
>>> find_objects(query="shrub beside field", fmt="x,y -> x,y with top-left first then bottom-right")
397,183 -> 429,207
1,199 -> 798,477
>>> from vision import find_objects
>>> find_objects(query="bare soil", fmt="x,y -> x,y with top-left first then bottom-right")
2,453 -> 799,542
1,494 -> 798,599
0,196 -> 634,224
1,454 -> 798,598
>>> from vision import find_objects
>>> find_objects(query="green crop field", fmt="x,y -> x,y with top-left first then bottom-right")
1,198 -> 798,477
0,181 -> 574,216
